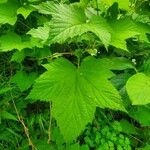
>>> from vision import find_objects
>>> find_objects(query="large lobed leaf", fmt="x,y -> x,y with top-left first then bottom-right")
33,1 -> 111,47
31,1 -> 150,50
27,57 -> 125,141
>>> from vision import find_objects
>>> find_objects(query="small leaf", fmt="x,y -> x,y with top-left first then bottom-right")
126,73 -> 150,105
27,24 -> 50,42
0,111 -> 17,121
119,119 -> 137,135
11,50 -> 25,63
80,0 -> 90,7
0,87 -> 12,95
129,106 -> 150,126
111,73 -> 131,89
0,0 -> 20,25
17,6 -> 34,19
0,32 -> 43,52
11,71 -> 38,92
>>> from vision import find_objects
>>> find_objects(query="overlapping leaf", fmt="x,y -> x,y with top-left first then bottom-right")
33,2 -> 111,47
126,73 -> 150,105
32,2 -> 150,50
27,24 -> 50,42
0,32 -> 43,52
129,106 -> 150,126
0,32 -> 29,51
0,0 -> 20,25
11,71 -> 38,92
17,6 -> 34,19
27,57 -> 125,141
100,0 -> 130,10
97,57 -> 135,70
80,0 -> 90,7
109,19 -> 140,50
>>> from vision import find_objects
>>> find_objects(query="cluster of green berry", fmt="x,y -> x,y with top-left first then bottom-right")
83,119 -> 131,150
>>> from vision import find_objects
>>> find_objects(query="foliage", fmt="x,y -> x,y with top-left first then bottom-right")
0,0 -> 150,149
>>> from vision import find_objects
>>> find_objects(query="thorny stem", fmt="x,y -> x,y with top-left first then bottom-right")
47,102 -> 52,144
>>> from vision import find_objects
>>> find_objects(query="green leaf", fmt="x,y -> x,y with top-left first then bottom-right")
109,18 -> 139,50
135,23 -> 150,43
66,143 -> 89,150
11,47 -> 51,63
0,32 -> 42,52
111,73 -> 131,89
80,0 -> 90,7
87,16 -> 111,47
0,0 -> 20,25
34,2 -> 111,47
119,119 -> 137,135
28,57 -> 125,141
10,71 -> 38,92
98,57 -> 135,70
36,2 -> 87,42
67,143 -> 80,150
0,0 -> 7,4
138,144 -> 150,150
126,73 -> 150,105
129,106 -> 150,126
0,87 -> 12,95
27,24 -> 50,42
141,59 -> 150,76
11,50 -> 25,63
17,6 -> 34,19
35,140 -> 54,150
0,111 -> 17,121
100,0 -> 130,10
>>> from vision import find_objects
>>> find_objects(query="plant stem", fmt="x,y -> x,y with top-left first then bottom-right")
9,64 -> 36,150
95,0 -> 99,15
43,52 -> 73,60
47,102 -> 52,144
12,99 -> 37,150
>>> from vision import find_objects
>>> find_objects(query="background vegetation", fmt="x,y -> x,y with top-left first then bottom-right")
0,0 -> 150,150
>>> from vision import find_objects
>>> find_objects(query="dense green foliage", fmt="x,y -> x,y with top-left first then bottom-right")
0,0 -> 150,149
